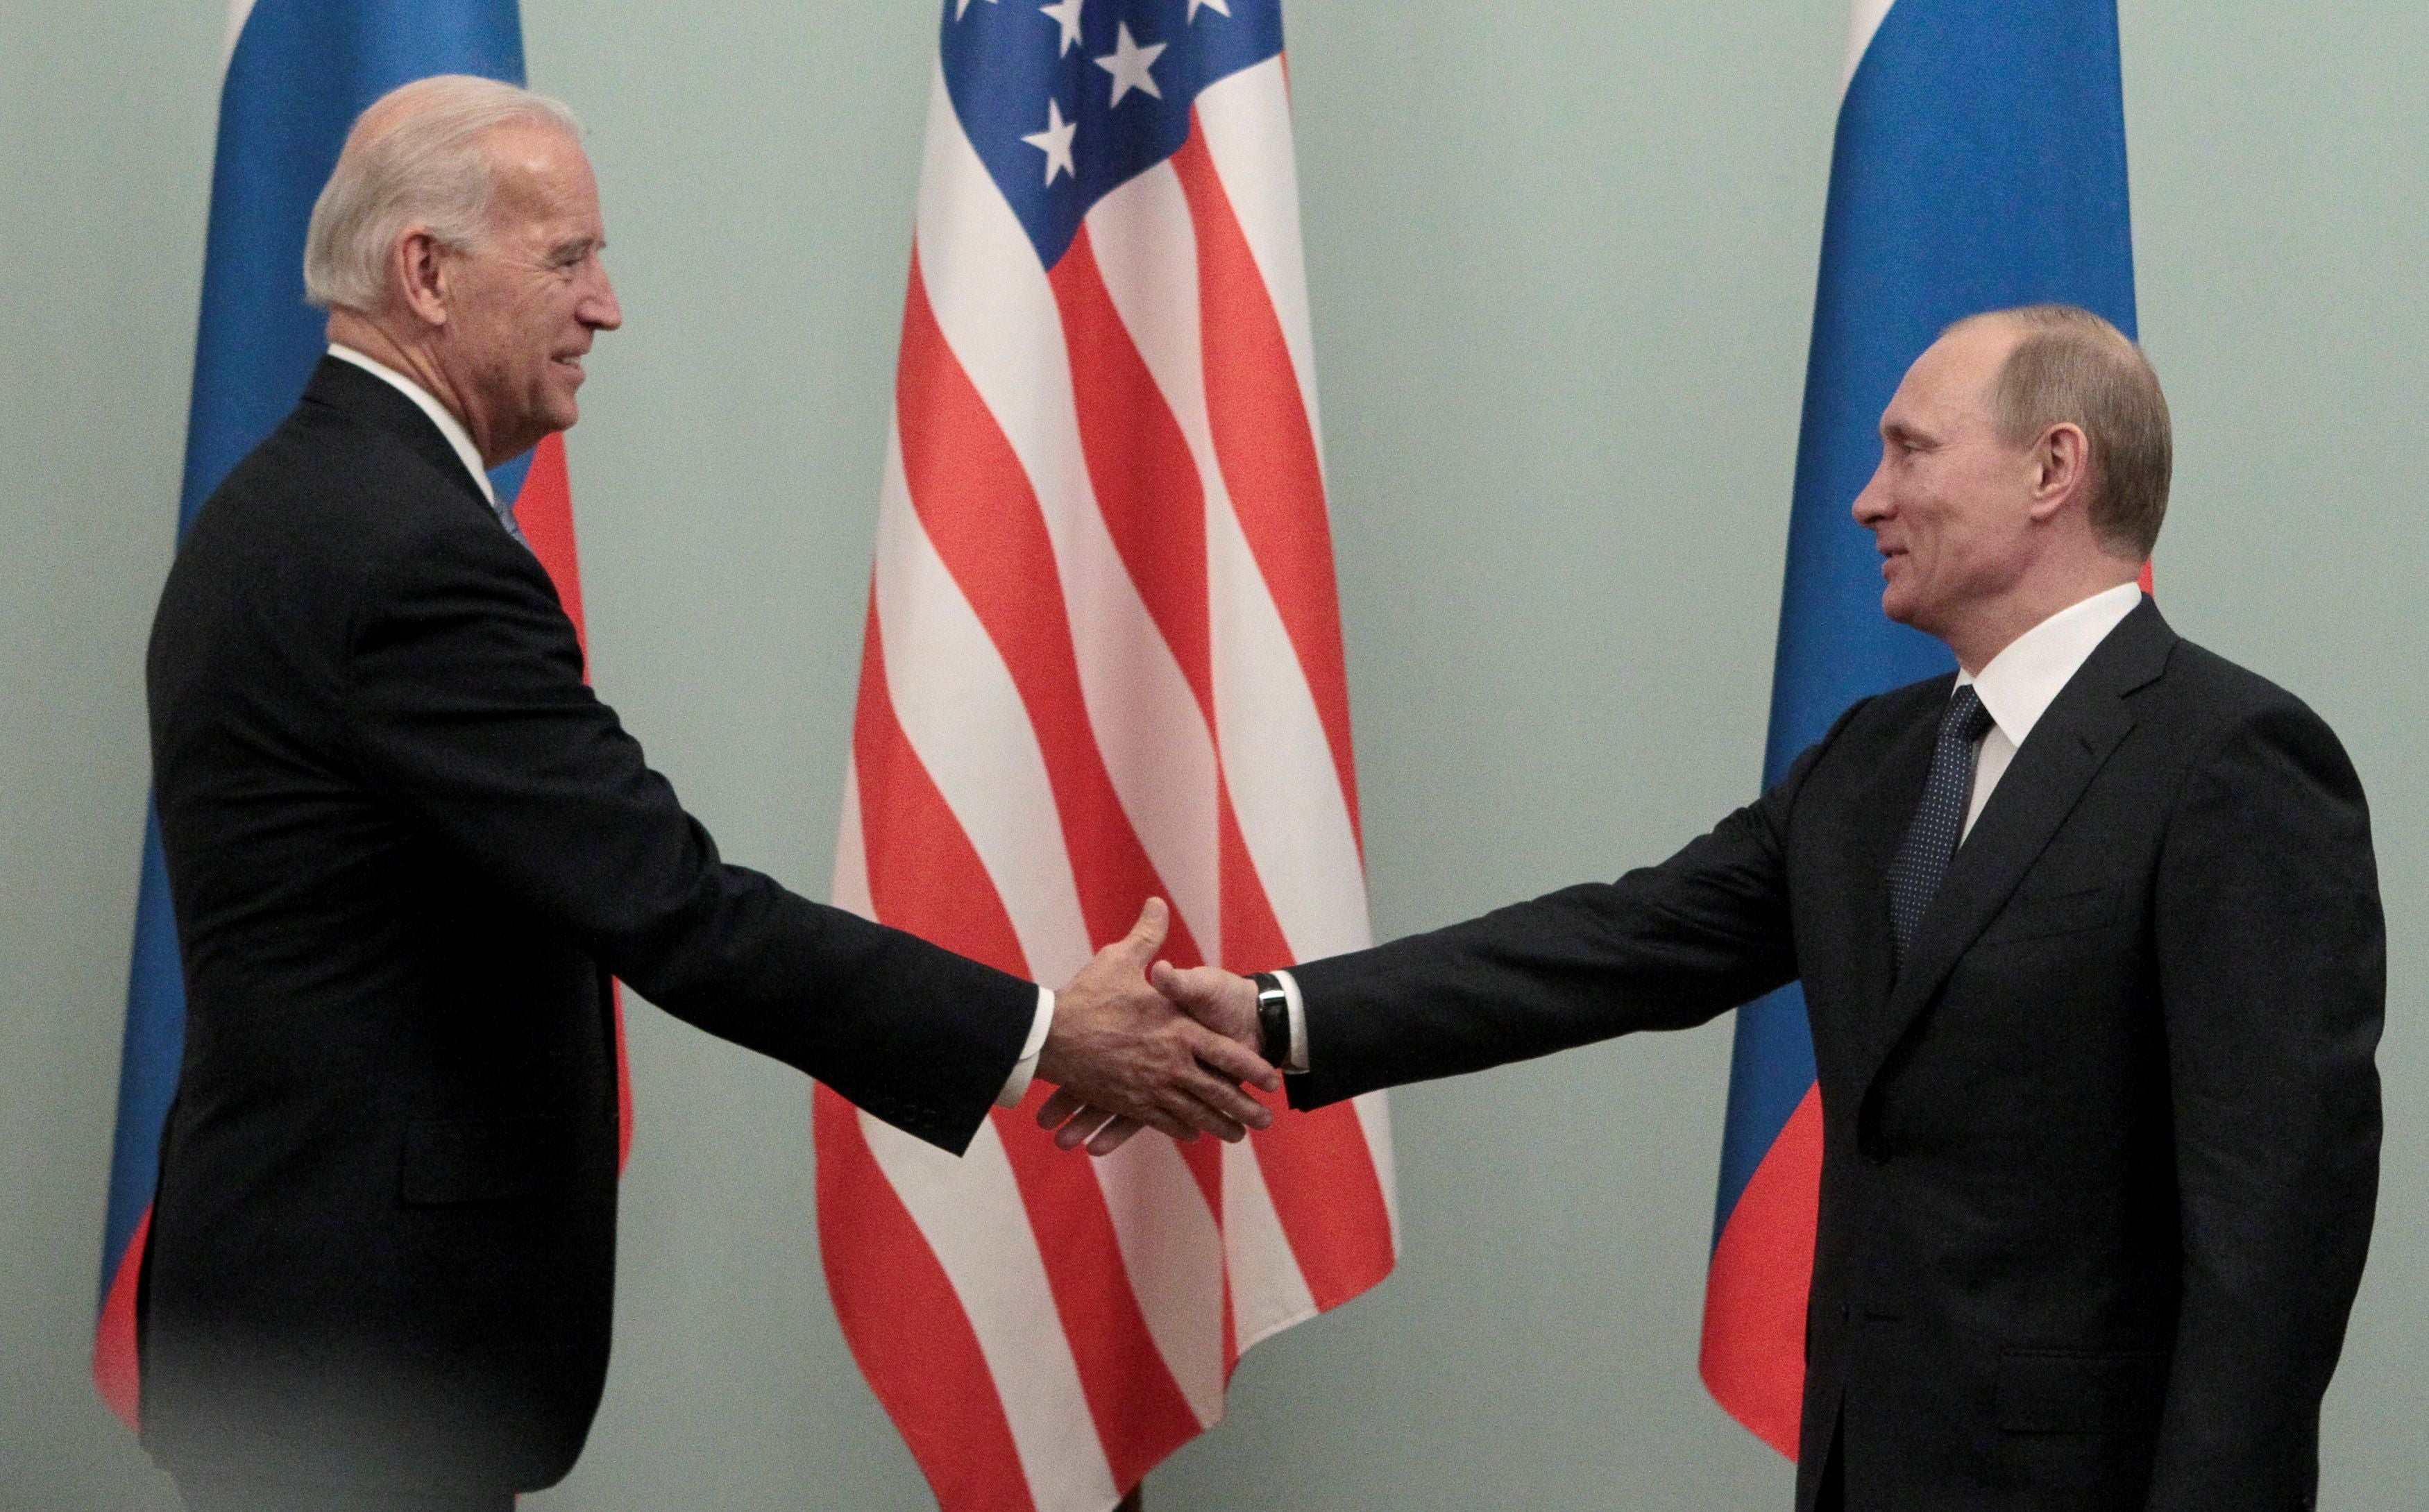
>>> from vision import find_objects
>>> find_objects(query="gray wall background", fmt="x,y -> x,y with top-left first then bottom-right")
5,1 -> 2423,1507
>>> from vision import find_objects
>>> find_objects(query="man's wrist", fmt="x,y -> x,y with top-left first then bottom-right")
1251,971 -> 1308,1074
995,985 -> 1055,1108
1250,973 -> 1289,1069
1274,968 -> 1308,1073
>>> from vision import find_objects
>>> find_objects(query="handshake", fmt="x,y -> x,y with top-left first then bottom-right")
1031,897 -> 1285,1158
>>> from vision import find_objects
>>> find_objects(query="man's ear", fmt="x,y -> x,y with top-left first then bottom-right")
2027,422 -> 2092,524
391,228 -> 452,331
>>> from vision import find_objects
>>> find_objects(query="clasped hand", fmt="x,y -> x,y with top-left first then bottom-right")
1033,899 -> 1274,1157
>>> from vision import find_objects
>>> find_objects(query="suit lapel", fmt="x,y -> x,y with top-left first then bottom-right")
1850,597 -> 2176,1098
301,356 -> 496,517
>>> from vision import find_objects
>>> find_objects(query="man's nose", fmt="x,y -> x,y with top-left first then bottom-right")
581,266 -> 623,332
1851,464 -> 1890,525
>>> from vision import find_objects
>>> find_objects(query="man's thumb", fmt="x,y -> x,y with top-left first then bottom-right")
1150,958 -> 1192,1002
1122,897 -> 1169,962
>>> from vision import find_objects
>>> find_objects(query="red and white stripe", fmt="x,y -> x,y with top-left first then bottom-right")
815,55 -> 1397,1512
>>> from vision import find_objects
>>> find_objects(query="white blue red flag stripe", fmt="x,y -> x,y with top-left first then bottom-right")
94,0 -> 622,1430
1700,0 -> 2140,1456
818,3 -> 1398,1507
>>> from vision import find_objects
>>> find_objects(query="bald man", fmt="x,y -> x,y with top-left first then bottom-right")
1138,307 -> 2383,1512
141,76 -> 1276,1511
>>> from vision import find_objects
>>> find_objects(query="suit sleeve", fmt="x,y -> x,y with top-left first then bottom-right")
1285,709 -> 1856,1110
2144,701 -> 2383,1511
341,520 -> 1035,1155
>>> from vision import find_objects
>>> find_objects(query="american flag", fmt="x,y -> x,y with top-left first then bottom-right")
812,1 -> 1398,1507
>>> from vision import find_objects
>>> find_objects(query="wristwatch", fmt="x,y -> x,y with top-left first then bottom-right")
1250,972 -> 1292,1070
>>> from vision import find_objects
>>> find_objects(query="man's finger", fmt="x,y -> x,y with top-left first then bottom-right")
1160,1083 -> 1252,1142
1185,1021 -> 1283,1093
1053,1106 -> 1118,1150
1035,1087 -> 1089,1132
1181,1099 -> 1251,1144
1179,1066 -> 1273,1134
1069,1089 -> 1197,1146
1086,1117 -> 1146,1157
1152,960 -> 1221,1012
1135,1105 -> 1200,1144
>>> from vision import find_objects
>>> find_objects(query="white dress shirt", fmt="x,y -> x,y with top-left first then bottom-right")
327,345 -> 1056,1103
1270,581 -> 2147,1073
1953,581 -> 2144,840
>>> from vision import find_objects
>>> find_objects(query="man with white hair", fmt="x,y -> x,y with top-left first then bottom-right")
142,75 -> 1276,1512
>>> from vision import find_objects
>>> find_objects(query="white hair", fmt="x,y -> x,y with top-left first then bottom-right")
302,75 -> 583,312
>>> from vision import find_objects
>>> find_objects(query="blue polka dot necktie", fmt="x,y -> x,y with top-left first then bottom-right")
1887,684 -> 1997,970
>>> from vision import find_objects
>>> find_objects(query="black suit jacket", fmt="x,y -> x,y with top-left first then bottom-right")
1287,598 -> 2381,1512
141,358 -> 1037,1493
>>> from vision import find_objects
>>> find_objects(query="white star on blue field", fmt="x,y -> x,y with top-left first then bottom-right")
940,0 -> 1285,265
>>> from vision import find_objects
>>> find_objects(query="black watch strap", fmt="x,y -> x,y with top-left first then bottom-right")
1251,971 -> 1292,1071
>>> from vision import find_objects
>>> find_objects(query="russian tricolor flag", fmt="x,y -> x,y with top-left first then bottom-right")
94,0 -> 616,1429
1700,0 -> 2139,1456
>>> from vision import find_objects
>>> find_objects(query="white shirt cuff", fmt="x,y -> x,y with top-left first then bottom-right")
995,985 -> 1056,1108
1271,968 -> 1310,1074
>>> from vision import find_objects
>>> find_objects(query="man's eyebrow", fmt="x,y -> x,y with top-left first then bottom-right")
550,234 -> 601,260
1882,419 -> 1934,448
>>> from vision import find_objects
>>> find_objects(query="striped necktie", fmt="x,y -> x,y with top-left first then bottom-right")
1886,684 -> 1997,969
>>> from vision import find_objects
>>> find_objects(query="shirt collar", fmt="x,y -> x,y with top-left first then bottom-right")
326,344 -> 497,508
1955,581 -> 2145,749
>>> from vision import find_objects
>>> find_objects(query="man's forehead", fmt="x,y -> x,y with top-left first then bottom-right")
1894,321 -> 2013,416
482,124 -> 597,207
1929,318 -> 2020,381
482,117 -> 584,167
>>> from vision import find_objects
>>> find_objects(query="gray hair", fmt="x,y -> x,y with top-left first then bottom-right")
303,75 -> 582,312
1953,304 -> 2174,559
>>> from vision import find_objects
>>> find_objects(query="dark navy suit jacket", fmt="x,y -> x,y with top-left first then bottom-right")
142,357 -> 1035,1493
1288,597 -> 2380,1512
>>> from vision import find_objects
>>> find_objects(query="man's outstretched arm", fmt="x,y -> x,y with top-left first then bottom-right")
344,520 -> 1275,1153
1042,730 -> 1857,1155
